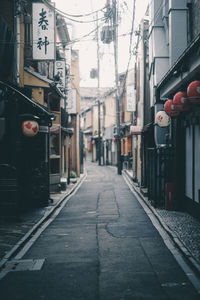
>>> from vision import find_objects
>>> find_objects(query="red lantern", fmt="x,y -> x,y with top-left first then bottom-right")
112,137 -> 117,142
92,140 -> 95,145
22,120 -> 39,137
164,99 -> 180,117
173,91 -> 190,111
187,80 -> 200,104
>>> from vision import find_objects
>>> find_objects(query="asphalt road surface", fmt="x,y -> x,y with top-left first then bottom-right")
0,160 -> 199,299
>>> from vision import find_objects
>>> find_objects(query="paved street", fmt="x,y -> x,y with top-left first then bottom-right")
0,159 -> 199,300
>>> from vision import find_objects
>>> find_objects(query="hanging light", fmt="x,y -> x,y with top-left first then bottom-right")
155,111 -> 171,127
187,80 -> 200,104
173,91 -> 190,111
22,120 -> 39,137
164,99 -> 180,117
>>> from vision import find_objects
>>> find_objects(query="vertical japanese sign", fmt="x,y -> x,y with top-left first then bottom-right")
32,3 -> 55,60
67,89 -> 77,114
126,85 -> 136,112
54,60 -> 66,90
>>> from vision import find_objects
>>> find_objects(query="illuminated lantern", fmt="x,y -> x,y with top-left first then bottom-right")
173,91 -> 190,111
187,80 -> 200,104
112,137 -> 117,142
155,111 -> 170,127
22,120 -> 39,137
164,99 -> 180,117
92,140 -> 95,145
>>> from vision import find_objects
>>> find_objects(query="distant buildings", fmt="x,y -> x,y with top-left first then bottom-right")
81,0 -> 200,220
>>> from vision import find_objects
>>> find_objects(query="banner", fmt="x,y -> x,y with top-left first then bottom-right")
54,60 -> 66,90
126,85 -> 136,112
32,3 -> 55,60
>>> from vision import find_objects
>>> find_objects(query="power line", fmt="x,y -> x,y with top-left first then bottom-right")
119,0 -> 165,98
42,0 -> 108,23
119,0 -> 136,99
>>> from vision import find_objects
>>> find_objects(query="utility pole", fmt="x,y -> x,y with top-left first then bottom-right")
112,0 -> 121,175
96,12 -> 101,166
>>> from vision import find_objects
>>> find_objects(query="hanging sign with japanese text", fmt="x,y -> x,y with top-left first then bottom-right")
67,89 -> 77,114
126,85 -> 136,112
32,3 -> 55,60
54,60 -> 66,90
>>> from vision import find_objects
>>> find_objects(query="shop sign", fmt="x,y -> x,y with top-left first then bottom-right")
54,60 -> 66,90
67,89 -> 77,114
32,3 -> 55,60
126,85 -> 136,112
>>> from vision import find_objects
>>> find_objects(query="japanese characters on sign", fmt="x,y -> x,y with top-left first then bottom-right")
54,60 -> 66,90
126,85 -> 136,112
66,89 -> 77,114
32,3 -> 55,60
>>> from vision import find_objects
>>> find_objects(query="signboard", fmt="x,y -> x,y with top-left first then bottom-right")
67,89 -> 77,114
54,60 -> 66,90
32,3 -> 55,60
126,85 -> 136,112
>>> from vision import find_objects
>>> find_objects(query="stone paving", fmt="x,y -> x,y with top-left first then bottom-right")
156,209 -> 200,264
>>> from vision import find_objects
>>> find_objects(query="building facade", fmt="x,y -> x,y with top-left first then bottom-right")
0,0 -> 80,215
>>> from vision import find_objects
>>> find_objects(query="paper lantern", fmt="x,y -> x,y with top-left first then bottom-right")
173,91 -> 190,111
187,80 -> 200,104
22,120 -> 39,137
155,111 -> 170,127
164,99 -> 180,117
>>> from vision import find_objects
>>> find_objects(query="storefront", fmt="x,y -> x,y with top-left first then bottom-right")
158,34 -> 200,218
0,81 -> 53,215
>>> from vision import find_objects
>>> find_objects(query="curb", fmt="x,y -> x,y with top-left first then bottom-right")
122,169 -> 200,278
0,173 -> 86,271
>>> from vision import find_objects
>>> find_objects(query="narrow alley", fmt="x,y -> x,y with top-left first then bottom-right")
0,159 -> 199,300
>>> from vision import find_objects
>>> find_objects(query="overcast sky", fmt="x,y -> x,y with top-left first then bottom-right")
55,0 -> 149,87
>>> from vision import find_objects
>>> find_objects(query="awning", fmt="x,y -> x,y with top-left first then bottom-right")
0,81 -> 53,125
61,127 -> 74,136
50,125 -> 60,133
120,122 -> 131,129
83,129 -> 92,134
24,67 -> 65,98
92,134 -> 102,139
130,125 -> 142,135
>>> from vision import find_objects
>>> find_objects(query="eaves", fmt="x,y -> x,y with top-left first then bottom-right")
157,33 -> 200,100
24,67 -> 65,98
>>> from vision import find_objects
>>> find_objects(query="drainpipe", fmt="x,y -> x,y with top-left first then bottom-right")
14,0 -> 20,85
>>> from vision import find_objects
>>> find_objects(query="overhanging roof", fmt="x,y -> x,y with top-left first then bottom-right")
24,67 -> 65,98
0,81 -> 53,124
157,33 -> 200,99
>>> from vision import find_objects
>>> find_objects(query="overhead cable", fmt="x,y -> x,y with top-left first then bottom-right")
42,0 -> 108,23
